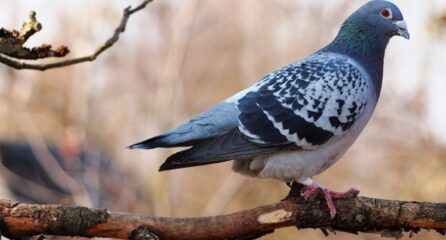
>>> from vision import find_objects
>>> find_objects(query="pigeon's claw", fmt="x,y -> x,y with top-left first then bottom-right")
301,185 -> 318,199
301,182 -> 360,219
321,188 -> 337,218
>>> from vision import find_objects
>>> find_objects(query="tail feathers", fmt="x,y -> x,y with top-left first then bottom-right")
159,149 -> 230,171
159,129 -> 281,171
159,147 -> 234,171
128,132 -> 209,150
128,135 -> 171,150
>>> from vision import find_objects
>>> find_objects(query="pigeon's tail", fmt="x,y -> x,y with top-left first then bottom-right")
129,101 -> 241,150
128,134 -> 178,149
128,135 -> 168,149
128,131 -> 207,150
159,129 -> 282,171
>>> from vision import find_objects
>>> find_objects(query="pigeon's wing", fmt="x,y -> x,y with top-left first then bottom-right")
237,52 -> 371,149
129,101 -> 240,149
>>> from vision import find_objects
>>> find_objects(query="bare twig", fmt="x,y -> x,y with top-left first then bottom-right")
0,0 -> 152,71
0,11 -> 69,60
0,189 -> 445,240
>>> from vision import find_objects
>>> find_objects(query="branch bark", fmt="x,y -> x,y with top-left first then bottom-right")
0,188 -> 445,240
0,0 -> 152,71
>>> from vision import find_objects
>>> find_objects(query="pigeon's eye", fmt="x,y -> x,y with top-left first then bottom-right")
380,8 -> 393,19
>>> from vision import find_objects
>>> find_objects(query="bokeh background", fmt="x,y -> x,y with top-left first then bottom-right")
0,0 -> 445,239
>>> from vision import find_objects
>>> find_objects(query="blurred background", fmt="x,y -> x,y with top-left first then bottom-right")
0,0 -> 445,239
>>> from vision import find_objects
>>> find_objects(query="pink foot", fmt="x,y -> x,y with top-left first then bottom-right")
301,183 -> 359,218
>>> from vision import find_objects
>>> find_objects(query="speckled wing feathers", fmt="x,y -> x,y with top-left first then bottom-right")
237,53 -> 369,149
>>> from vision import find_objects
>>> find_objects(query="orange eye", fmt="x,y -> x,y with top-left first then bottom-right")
380,8 -> 393,19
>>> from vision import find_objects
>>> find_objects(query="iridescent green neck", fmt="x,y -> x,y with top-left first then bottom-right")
324,18 -> 390,96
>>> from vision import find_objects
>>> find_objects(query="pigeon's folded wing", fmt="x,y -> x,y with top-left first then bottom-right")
129,101 -> 240,149
237,53 -> 370,149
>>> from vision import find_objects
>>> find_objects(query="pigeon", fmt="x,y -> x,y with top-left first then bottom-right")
129,0 -> 409,217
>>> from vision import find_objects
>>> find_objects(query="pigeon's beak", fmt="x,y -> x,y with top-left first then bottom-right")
394,20 -> 410,40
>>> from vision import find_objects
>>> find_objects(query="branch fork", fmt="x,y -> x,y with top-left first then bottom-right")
0,11 -> 69,60
0,0 -> 152,71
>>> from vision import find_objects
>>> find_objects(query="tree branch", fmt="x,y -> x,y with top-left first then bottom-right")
0,187 -> 445,240
0,11 -> 69,61
0,0 -> 152,71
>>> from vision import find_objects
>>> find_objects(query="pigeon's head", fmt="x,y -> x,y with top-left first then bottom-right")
328,1 -> 409,61
329,1 -> 409,55
349,0 -> 410,40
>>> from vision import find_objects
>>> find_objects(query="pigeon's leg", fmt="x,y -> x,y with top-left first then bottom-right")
299,178 -> 359,218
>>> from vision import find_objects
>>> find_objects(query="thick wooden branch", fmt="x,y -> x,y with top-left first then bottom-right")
0,189 -> 445,240
0,0 -> 152,71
